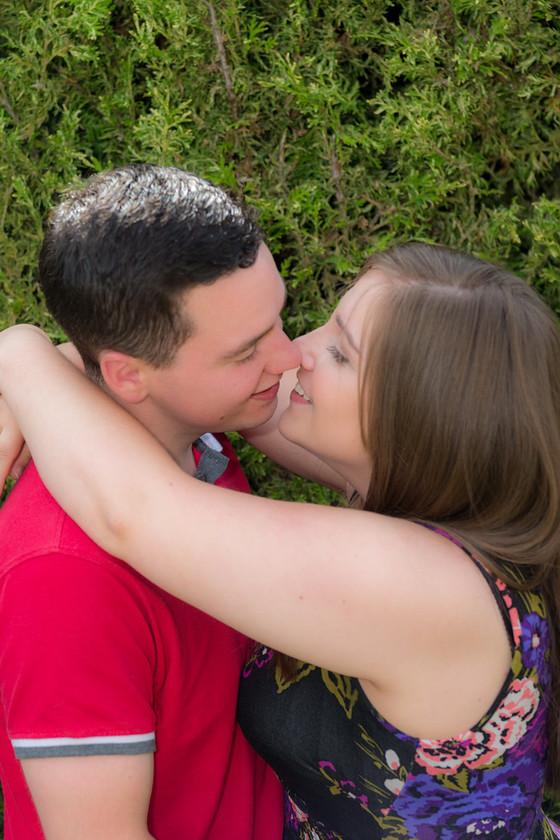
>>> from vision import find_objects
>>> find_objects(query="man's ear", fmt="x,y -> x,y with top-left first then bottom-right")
98,350 -> 150,404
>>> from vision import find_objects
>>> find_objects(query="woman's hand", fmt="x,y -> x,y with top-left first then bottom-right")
0,394 -> 30,488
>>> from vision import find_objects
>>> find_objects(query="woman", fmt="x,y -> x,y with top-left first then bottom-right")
1,242 -> 559,838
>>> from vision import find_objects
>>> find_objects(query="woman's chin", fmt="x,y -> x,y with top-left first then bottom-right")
278,421 -> 301,445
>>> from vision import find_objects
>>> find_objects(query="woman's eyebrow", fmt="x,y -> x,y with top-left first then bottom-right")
335,313 -> 359,353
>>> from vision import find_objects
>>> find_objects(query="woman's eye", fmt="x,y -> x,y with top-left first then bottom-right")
327,345 -> 348,364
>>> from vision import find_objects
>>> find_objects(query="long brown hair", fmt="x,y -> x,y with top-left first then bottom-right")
359,242 -> 560,791
274,242 -> 560,791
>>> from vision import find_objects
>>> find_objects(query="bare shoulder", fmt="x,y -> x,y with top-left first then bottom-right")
354,518 -> 508,648
354,519 -> 513,738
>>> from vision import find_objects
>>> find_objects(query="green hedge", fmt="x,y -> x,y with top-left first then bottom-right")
2,0 -> 560,500
2,0 -> 560,824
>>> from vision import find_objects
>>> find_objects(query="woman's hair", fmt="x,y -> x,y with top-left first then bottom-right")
358,242 -> 560,791
275,242 -> 560,790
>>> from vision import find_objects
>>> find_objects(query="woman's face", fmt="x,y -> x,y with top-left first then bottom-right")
279,270 -> 387,496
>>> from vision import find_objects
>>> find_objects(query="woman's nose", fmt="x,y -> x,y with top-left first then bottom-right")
294,331 -> 317,370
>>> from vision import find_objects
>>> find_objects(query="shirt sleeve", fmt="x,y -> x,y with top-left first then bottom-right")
0,552 -> 158,759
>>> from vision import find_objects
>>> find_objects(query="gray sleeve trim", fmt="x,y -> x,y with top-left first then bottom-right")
12,733 -> 156,759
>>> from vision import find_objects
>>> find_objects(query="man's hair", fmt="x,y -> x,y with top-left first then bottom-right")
38,164 -> 263,381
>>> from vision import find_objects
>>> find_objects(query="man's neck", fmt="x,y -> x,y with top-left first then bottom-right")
137,416 -> 199,475
110,394 -> 201,476
174,443 -> 197,476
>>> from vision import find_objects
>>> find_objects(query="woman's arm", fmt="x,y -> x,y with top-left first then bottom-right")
0,325 -> 487,687
0,340 -> 84,486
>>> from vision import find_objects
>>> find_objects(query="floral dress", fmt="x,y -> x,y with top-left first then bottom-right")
237,532 -> 560,839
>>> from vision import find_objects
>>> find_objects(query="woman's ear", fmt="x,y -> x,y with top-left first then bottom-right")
98,350 -> 150,404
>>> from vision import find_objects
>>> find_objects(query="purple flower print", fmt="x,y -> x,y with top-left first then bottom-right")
521,612 -> 550,677
284,793 -> 307,832
415,678 -> 540,775
318,761 -> 370,809
284,791 -> 343,840
393,756 -> 543,840
242,645 -> 273,678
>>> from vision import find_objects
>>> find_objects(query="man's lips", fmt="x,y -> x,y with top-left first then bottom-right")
252,382 -> 280,401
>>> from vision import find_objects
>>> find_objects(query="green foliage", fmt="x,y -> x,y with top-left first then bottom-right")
2,0 -> 559,502
2,0 -> 560,512
3,0 -> 560,330
227,432 -> 344,505
1,0 -> 560,817
544,787 -> 560,822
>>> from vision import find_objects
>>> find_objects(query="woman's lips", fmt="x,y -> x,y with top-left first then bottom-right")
290,380 -> 311,404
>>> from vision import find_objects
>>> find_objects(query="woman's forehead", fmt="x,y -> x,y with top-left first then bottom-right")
339,270 -> 391,317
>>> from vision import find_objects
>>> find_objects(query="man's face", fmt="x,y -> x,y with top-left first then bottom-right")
143,244 -> 301,445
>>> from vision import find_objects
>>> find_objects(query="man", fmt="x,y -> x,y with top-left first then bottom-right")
0,164 -> 300,839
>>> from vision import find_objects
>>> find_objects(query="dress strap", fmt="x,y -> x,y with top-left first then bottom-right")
418,523 -> 515,652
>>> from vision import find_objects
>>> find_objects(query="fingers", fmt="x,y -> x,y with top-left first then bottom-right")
11,442 -> 31,480
0,397 -> 27,492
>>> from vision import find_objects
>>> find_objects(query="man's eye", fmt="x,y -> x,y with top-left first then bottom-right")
238,347 -> 257,364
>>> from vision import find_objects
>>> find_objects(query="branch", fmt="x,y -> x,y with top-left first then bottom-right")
203,1 -> 238,121
0,78 -> 20,124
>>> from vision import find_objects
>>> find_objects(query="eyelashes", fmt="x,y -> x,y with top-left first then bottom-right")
327,345 -> 348,364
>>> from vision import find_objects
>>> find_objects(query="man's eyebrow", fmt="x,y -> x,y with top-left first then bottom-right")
335,313 -> 359,353
224,325 -> 275,359
224,288 -> 288,359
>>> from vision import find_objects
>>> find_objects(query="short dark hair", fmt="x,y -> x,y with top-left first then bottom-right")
38,164 -> 263,380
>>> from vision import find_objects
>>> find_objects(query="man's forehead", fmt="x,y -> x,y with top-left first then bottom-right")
177,247 -> 286,352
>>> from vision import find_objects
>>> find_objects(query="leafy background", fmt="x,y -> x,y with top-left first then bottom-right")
1,0 -> 560,826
